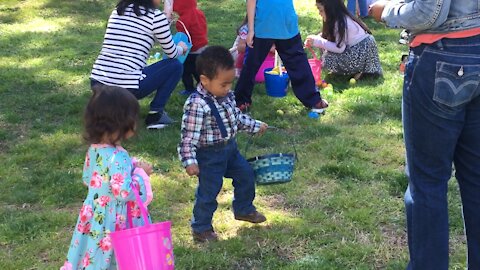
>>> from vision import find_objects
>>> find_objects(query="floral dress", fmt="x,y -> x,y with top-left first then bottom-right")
61,145 -> 150,270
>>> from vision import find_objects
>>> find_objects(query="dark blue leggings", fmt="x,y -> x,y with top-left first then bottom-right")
234,34 -> 321,108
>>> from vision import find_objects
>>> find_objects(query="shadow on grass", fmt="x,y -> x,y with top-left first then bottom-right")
343,96 -> 402,121
200,0 -> 245,46
174,221 -> 391,269
0,6 -> 21,24
41,0 -> 113,23
0,0 -> 112,204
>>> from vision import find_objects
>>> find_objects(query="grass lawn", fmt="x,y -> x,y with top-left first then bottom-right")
0,0 -> 468,269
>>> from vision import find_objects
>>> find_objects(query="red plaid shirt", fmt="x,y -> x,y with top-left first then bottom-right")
178,85 -> 263,167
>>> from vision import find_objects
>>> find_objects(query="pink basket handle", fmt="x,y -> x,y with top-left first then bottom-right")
306,46 -> 319,61
129,182 -> 151,226
176,19 -> 192,44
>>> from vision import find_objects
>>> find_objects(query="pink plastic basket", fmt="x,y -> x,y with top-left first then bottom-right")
111,185 -> 174,270
306,47 -> 322,85
255,53 -> 275,83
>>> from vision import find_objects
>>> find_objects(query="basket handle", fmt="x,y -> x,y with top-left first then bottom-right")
127,182 -> 151,227
175,19 -> 192,44
305,46 -> 319,61
244,127 -> 299,162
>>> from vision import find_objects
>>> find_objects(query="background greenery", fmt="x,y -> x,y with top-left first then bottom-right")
0,0 -> 467,269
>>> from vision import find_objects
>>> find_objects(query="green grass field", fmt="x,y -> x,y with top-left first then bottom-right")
0,0 -> 468,269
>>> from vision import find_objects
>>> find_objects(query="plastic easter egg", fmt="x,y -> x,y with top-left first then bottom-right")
308,111 -> 319,119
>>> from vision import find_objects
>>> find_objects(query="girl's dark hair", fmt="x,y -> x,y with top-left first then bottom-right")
237,15 -> 248,35
196,46 -> 235,79
116,0 -> 155,16
316,0 -> 371,48
84,85 -> 139,145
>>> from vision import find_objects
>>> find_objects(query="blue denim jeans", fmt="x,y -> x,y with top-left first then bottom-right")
134,59 -> 183,112
403,35 -> 480,270
90,59 -> 183,112
192,139 -> 256,233
347,0 -> 368,17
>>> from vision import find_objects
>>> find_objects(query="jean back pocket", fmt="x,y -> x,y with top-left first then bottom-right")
434,62 -> 480,107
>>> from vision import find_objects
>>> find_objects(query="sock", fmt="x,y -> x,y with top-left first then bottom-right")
149,111 -> 159,115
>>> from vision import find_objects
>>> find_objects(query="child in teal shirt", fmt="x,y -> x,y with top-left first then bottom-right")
235,0 -> 328,112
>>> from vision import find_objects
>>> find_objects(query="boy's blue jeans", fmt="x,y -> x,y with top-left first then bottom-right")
192,139 -> 256,233
403,35 -> 480,270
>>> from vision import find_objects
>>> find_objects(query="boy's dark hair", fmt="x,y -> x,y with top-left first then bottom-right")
116,0 -> 155,16
84,85 -> 139,145
196,46 -> 235,79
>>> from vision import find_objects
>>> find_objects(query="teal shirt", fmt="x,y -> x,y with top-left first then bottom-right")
254,0 -> 299,39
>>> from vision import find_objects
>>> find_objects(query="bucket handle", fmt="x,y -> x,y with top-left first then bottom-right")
127,182 -> 151,227
244,127 -> 299,162
175,19 -> 192,44
305,46 -> 319,61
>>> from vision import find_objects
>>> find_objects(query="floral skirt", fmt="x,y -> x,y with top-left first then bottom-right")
323,35 -> 383,76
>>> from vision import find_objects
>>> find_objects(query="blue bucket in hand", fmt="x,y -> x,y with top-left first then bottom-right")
163,32 -> 192,64
264,68 -> 289,98
173,32 -> 192,63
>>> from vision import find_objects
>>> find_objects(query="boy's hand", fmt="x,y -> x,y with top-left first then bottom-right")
257,123 -> 268,136
369,1 -> 387,22
246,31 -> 255,48
304,36 -> 315,48
137,161 -> 153,176
178,41 -> 188,55
186,165 -> 200,176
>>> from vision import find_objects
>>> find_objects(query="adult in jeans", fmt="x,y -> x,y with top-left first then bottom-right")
90,0 -> 187,129
370,1 -> 480,269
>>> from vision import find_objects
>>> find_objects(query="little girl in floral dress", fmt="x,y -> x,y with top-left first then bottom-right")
61,85 -> 153,270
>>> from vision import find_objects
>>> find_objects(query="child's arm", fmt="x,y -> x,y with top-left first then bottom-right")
238,113 -> 267,135
81,151 -> 91,186
237,38 -> 247,53
246,0 -> 256,48
131,158 -> 154,206
235,106 -> 267,135
374,0 -> 449,32
163,0 -> 173,21
306,35 -> 346,54
153,10 -> 187,58
178,97 -> 206,175
110,151 -> 149,203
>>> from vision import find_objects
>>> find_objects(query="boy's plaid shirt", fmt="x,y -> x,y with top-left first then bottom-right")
178,85 -> 263,167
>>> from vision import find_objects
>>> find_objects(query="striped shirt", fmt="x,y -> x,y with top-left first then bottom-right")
178,84 -> 263,167
91,4 -> 181,89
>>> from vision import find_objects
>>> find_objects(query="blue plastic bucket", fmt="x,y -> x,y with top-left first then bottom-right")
264,68 -> 289,98
163,32 -> 192,64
